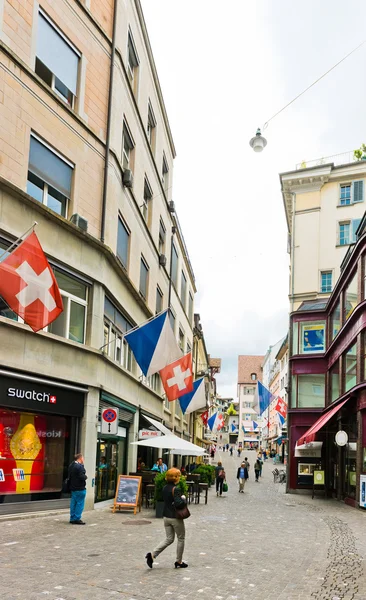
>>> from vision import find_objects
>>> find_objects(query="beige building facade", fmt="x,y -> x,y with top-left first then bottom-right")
0,0 -> 196,513
237,355 -> 263,447
281,161 -> 366,311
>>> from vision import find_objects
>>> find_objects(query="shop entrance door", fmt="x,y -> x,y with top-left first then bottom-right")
95,439 -> 118,502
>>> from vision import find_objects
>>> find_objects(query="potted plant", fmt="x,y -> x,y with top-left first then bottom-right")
354,144 -> 366,161
154,472 -> 188,518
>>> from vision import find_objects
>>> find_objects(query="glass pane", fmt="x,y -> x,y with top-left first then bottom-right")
139,259 -> 148,298
331,300 -> 341,340
156,287 -> 162,314
181,272 -> 187,306
330,361 -> 340,402
297,374 -> 325,408
171,245 -> 178,286
35,57 -> 53,87
0,297 -> 18,320
104,298 -> 115,322
345,344 -> 357,392
47,184 -> 67,216
117,219 -> 129,268
344,271 -> 358,321
54,76 -> 73,106
300,321 -> 325,354
49,295 -> 67,337
54,269 -> 87,300
69,301 -> 85,343
37,13 -> 79,95
27,171 -> 44,204
29,137 -> 73,198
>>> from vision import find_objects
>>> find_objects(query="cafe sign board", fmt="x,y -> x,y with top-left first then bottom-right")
295,441 -> 322,458
112,475 -> 142,515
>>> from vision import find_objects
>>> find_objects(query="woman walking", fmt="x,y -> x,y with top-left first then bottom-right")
215,461 -> 226,496
236,461 -> 249,493
145,468 -> 188,569
254,457 -> 261,482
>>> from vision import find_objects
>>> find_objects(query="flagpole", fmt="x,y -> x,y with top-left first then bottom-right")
98,308 -> 168,351
0,221 -> 38,262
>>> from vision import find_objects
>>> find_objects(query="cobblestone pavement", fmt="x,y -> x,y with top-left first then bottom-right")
1,450 -> 366,600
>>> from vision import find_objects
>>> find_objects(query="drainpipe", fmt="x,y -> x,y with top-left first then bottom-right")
286,192 -> 296,493
100,0 -> 118,243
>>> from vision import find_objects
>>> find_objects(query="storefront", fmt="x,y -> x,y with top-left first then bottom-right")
95,392 -> 136,502
0,370 -> 85,513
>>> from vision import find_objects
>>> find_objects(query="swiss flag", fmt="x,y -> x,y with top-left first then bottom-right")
0,232 -> 63,332
275,397 -> 287,418
200,410 -> 209,427
217,414 -> 225,431
160,353 -> 193,401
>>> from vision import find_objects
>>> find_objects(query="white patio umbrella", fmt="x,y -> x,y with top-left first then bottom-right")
131,433 -> 207,455
165,449 -> 209,457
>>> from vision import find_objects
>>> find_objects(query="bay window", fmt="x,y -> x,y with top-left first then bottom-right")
103,298 -> 134,372
344,271 -> 358,322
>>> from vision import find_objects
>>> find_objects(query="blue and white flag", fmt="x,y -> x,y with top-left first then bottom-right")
255,381 -> 273,415
231,423 -> 237,432
179,378 -> 206,415
278,413 -> 285,427
124,310 -> 181,377
252,421 -> 259,431
207,412 -> 224,432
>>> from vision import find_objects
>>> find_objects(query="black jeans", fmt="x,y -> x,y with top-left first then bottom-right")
255,469 -> 260,481
216,478 -> 224,494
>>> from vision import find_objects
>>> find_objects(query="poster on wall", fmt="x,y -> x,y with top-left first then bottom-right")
302,324 -> 325,353
360,474 -> 366,509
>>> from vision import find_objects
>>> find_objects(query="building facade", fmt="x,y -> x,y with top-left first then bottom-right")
237,355 -> 263,448
0,0 -> 197,514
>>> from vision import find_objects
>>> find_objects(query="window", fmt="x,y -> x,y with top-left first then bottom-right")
127,31 -> 139,92
344,271 -> 358,321
180,272 -> 187,308
122,122 -> 134,171
188,292 -> 194,324
330,360 -> 340,403
156,286 -> 163,314
48,269 -> 88,343
27,135 -> 73,217
187,341 -> 192,354
117,217 -> 130,269
345,343 -> 357,392
179,328 -> 185,352
296,374 -> 325,408
162,154 -> 169,192
0,240 -> 20,321
139,256 -> 149,300
320,271 -> 332,293
147,102 -> 156,151
340,184 -> 351,205
330,300 -> 341,341
36,11 -> 79,107
103,298 -> 133,372
142,178 -> 152,224
159,219 -> 166,254
339,222 -> 350,246
251,373 -> 257,381
171,244 -> 178,287
300,321 -> 325,354
169,309 -> 176,332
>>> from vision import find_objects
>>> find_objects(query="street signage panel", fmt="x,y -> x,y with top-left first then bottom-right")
101,407 -> 119,435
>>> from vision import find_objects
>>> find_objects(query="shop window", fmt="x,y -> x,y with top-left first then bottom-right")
27,135 -> 73,217
330,300 -> 341,341
48,269 -> 88,343
36,10 -> 79,108
103,297 -> 134,372
299,321 -> 325,354
329,360 -> 340,403
344,271 -> 358,322
296,374 -> 325,408
344,343 -> 357,392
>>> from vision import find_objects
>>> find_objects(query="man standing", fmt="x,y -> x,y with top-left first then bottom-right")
153,457 -> 168,473
237,461 -> 249,493
68,453 -> 87,525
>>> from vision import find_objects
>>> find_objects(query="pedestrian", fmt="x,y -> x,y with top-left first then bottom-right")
229,446 -> 233,456
226,443 -> 229,451
145,468 -> 188,569
68,452 -> 87,525
223,445 -> 225,452
263,449 -> 267,461
210,446 -> 215,459
152,457 -> 168,473
254,458 -> 261,482
237,461 -> 249,493
257,455 -> 263,477
215,461 -> 226,496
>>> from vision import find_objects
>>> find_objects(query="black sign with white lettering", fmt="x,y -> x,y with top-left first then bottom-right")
114,475 -> 142,510
0,375 -> 84,417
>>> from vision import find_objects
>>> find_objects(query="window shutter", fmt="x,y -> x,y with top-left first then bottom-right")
29,136 -> 73,197
353,181 -> 364,203
352,218 -> 362,242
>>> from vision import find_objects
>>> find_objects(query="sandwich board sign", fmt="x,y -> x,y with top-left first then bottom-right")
101,407 -> 119,435
112,475 -> 142,514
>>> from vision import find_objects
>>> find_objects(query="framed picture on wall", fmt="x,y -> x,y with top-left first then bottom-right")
301,323 -> 325,353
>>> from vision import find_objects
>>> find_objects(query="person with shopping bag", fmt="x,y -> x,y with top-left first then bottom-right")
215,461 -> 226,496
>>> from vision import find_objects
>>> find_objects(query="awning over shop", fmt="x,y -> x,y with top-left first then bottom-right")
296,397 -> 349,447
242,437 -> 259,442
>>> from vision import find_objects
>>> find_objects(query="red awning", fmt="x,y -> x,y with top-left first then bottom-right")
296,398 -> 349,447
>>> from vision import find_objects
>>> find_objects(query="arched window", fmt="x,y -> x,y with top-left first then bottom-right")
251,373 -> 257,381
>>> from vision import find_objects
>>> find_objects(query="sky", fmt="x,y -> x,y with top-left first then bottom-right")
141,0 -> 366,398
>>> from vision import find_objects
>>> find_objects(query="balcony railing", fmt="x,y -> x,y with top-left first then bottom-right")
295,151 -> 362,170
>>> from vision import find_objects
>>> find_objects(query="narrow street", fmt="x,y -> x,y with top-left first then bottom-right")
1,451 -> 366,600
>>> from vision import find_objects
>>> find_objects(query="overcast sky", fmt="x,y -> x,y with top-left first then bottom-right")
141,0 -> 366,398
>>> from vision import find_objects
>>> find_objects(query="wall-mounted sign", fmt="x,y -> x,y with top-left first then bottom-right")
101,407 -> 119,435
138,429 -> 161,440
335,430 -> 348,447
295,442 -> 322,458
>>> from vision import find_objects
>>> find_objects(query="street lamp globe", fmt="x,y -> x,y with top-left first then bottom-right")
249,128 -> 267,152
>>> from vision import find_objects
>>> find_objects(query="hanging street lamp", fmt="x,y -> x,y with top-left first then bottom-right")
249,128 -> 267,152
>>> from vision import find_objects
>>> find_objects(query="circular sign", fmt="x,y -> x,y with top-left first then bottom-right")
315,472 -> 323,482
335,430 -> 348,447
103,408 -> 117,423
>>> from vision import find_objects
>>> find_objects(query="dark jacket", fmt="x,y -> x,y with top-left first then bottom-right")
68,461 -> 87,491
162,483 -> 186,518
215,465 -> 225,479
237,466 -> 249,480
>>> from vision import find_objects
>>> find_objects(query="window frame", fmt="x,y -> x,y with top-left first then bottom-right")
180,271 -> 187,308
116,216 -> 130,270
147,101 -> 156,150
159,218 -> 166,255
142,177 -> 153,224
188,292 -> 194,324
338,180 -> 364,206
171,243 -> 179,287
156,285 -> 163,315
162,153 -> 169,191
178,326 -> 185,352
320,271 -> 332,294
338,221 -> 351,246
122,121 -> 135,171
127,29 -> 139,90
139,255 -> 149,301
103,300 -> 134,372
339,183 -> 351,206
48,268 -> 88,344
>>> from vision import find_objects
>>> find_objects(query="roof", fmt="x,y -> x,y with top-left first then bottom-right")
297,299 -> 328,312
209,358 -> 222,370
237,355 -> 264,384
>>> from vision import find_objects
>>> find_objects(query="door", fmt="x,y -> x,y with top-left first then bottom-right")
95,439 -> 118,502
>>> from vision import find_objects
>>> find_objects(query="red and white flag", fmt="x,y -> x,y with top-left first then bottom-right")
0,232 -> 63,332
275,397 -> 287,419
160,353 -> 193,401
200,410 -> 209,427
216,413 -> 225,431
